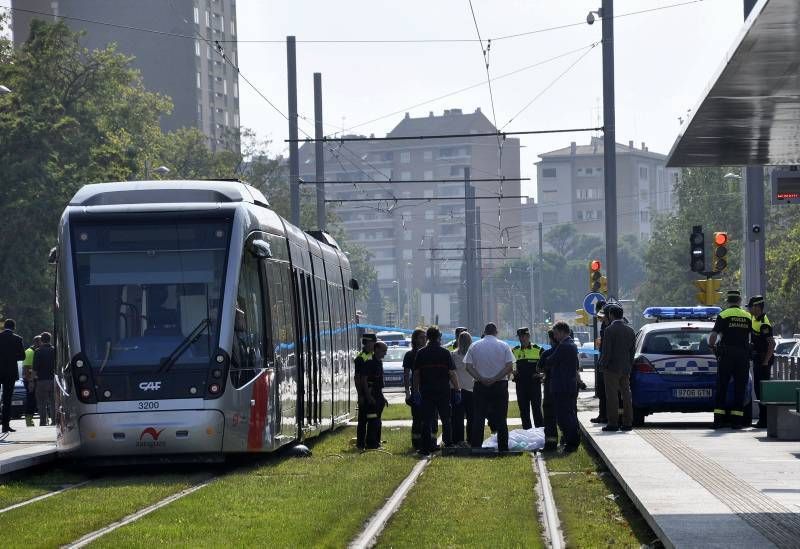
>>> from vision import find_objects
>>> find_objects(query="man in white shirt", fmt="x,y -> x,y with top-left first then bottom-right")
464,323 -> 515,451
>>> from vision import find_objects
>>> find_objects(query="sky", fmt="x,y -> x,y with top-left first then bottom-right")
1,0 -> 746,197
235,0 -> 745,197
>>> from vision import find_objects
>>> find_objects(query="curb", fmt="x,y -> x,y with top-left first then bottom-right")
0,445 -> 58,476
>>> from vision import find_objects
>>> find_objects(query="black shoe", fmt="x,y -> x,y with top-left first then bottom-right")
590,416 -> 607,424
543,442 -> 558,452
2,426 -> 15,433
601,425 -> 619,432
755,420 -> 767,428
712,423 -> 726,429
561,445 -> 579,454
730,424 -> 743,430
620,425 -> 633,432
416,449 -> 431,457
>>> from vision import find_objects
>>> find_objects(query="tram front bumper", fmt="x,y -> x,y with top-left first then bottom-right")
78,409 -> 224,456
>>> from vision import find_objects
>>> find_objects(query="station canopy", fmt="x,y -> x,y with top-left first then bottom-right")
667,0 -> 800,167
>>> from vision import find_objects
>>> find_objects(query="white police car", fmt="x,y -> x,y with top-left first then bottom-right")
631,306 -> 752,426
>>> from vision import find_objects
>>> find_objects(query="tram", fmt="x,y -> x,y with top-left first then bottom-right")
52,180 -> 359,459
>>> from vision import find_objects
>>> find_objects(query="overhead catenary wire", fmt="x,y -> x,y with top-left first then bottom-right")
300,177 -> 528,185
288,126 -> 601,143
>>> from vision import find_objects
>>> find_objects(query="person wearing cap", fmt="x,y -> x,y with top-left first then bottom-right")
354,334 -> 377,449
355,340 -> 388,449
412,326 -> 461,455
747,295 -> 775,428
709,290 -> 753,429
446,327 -> 468,351
512,327 -> 544,430
590,300 -> 609,424
598,304 -> 636,432
464,322 -> 515,452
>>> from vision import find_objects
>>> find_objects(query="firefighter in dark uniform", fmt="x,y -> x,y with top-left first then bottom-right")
747,295 -> 775,428
539,330 -> 559,451
355,335 -> 386,449
403,328 -> 427,450
512,327 -> 543,429
709,290 -> 752,429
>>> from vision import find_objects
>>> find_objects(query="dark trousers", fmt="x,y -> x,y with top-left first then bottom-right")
542,379 -> 558,448
516,377 -> 543,429
595,367 -> 607,419
36,380 -> 55,426
554,391 -> 580,448
0,376 -> 15,428
421,386 -> 452,451
714,348 -> 749,425
451,388 -> 473,444
603,369 -> 633,428
23,379 -> 36,415
410,401 -> 424,450
753,356 -> 771,425
471,381 -> 509,451
356,393 -> 385,449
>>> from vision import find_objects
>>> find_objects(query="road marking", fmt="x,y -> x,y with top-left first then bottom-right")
64,477 -> 215,549
534,452 -> 565,549
0,481 -> 91,514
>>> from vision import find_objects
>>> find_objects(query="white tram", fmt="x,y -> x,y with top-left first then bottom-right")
53,181 -> 358,459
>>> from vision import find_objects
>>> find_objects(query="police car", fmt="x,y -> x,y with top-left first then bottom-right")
631,307 -> 753,426
381,346 -> 408,391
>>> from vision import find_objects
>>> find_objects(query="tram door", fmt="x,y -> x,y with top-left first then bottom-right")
299,271 -> 319,429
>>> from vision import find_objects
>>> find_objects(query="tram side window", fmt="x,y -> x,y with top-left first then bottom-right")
231,251 -> 267,388
266,261 -> 295,368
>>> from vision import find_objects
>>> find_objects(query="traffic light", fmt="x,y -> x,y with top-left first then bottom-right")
589,259 -> 603,292
689,225 -> 705,273
575,309 -> 590,326
712,232 -> 728,273
694,278 -> 722,306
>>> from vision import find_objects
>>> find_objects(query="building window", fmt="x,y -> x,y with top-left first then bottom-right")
425,210 -> 434,220
424,170 -> 433,181
639,166 -> 649,180
220,15 -> 225,33
196,72 -> 201,89
233,82 -> 239,98
233,113 -> 239,127
231,20 -> 236,35
403,231 -> 412,241
400,171 -> 411,181
423,189 -> 434,198
400,151 -> 411,163
207,44 -> 212,59
424,150 -> 433,161
223,80 -> 227,95
205,10 -> 210,27
542,168 -> 557,178
449,166 -> 465,177
197,103 -> 203,122
195,40 -> 200,56
224,112 -> 229,126
193,7 -> 199,24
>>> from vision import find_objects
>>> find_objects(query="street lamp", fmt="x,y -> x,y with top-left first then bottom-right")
392,280 -> 401,328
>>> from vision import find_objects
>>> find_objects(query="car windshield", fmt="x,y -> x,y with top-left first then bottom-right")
384,347 -> 407,362
72,218 -> 230,372
775,341 -> 797,354
642,329 -> 712,355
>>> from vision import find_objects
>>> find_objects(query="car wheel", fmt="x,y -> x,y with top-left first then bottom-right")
633,408 -> 646,427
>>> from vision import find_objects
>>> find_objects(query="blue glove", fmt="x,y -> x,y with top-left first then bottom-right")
411,391 -> 422,407
452,390 -> 462,406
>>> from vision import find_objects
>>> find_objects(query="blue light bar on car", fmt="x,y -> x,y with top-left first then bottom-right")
643,306 -> 721,320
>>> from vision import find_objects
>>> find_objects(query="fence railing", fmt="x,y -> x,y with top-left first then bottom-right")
772,355 -> 800,380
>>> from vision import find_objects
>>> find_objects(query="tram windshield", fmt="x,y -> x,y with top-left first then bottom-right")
71,218 -> 230,372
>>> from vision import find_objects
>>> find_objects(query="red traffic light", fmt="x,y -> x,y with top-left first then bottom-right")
590,259 -> 601,272
714,232 -> 728,246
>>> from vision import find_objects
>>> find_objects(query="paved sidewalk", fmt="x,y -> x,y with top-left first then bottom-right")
579,410 -> 800,549
0,419 -> 57,475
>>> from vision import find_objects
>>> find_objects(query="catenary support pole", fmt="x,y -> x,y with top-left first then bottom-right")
313,72 -> 325,231
601,0 -> 618,299
742,0 -> 765,300
538,221 -> 544,341
287,36 -> 300,226
464,168 -> 475,332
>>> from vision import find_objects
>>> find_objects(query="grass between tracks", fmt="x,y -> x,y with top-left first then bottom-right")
379,453 -> 543,548
0,468 -> 87,509
92,427 -> 419,548
544,443 -> 658,548
0,472 -> 196,548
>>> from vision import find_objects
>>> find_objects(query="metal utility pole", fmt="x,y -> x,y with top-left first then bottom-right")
463,168 -> 476,333
601,0 -> 619,299
475,203 -> 484,329
529,252 -> 536,330
538,221 -> 544,341
287,36 -> 300,226
313,72 -> 325,231
742,0 -> 765,300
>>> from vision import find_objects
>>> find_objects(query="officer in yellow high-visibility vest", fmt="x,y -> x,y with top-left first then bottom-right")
445,327 -> 468,351
709,290 -> 752,429
512,327 -> 543,429
747,295 -> 775,428
21,335 -> 42,427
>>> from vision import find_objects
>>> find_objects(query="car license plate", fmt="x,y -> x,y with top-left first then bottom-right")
385,375 -> 403,383
673,388 -> 711,398
12,400 -> 23,406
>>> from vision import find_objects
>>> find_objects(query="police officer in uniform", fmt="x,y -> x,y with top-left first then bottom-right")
747,295 -> 775,428
539,330 -> 559,451
709,290 -> 752,429
512,327 -> 543,429
354,334 -> 376,449
355,339 -> 387,449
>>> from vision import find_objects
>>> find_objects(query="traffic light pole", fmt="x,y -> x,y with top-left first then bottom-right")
601,0 -> 619,299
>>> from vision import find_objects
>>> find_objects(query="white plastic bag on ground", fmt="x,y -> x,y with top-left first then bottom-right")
482,427 -> 545,451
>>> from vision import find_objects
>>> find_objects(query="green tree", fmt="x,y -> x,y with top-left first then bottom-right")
0,19 -> 170,336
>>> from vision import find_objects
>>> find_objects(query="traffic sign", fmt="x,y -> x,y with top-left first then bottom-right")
583,292 -> 606,316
